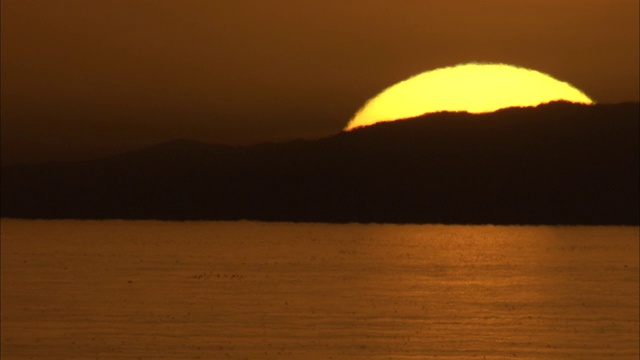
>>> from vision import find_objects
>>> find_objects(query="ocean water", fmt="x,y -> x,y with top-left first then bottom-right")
1,220 -> 638,359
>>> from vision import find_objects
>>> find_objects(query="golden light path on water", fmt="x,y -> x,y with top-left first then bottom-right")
345,63 -> 594,130
1,220 -> 638,359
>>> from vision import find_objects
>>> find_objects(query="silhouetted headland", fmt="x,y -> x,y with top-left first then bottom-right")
2,101 -> 638,224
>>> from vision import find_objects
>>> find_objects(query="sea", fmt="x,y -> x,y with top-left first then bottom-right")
1,219 -> 638,359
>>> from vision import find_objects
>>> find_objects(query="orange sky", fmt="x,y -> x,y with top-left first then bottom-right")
2,0 -> 638,164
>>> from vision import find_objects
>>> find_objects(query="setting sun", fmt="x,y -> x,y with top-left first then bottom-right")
345,63 -> 594,130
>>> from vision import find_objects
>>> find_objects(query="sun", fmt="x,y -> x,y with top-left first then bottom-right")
345,63 -> 594,130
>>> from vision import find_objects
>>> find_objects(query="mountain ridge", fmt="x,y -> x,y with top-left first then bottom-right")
2,101 -> 638,224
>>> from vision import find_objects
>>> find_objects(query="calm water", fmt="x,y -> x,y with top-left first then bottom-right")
1,220 -> 638,359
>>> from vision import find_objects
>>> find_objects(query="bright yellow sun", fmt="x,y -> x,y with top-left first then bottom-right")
345,63 -> 594,130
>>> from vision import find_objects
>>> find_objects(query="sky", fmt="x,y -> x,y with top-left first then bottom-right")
2,0 -> 639,164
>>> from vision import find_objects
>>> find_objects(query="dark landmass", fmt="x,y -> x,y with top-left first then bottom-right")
2,101 -> 638,225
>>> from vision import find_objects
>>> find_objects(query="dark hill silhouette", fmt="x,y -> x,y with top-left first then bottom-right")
2,101 -> 638,224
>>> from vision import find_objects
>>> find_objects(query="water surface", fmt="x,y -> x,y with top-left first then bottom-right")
2,220 -> 638,359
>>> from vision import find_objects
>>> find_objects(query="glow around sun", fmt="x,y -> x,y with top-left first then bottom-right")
345,63 -> 594,130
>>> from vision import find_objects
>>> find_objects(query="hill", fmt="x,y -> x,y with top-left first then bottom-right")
2,102 -> 638,224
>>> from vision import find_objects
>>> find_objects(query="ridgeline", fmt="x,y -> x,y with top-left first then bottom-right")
2,102 -> 638,224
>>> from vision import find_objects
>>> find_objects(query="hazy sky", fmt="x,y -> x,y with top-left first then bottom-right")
2,0 -> 639,164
